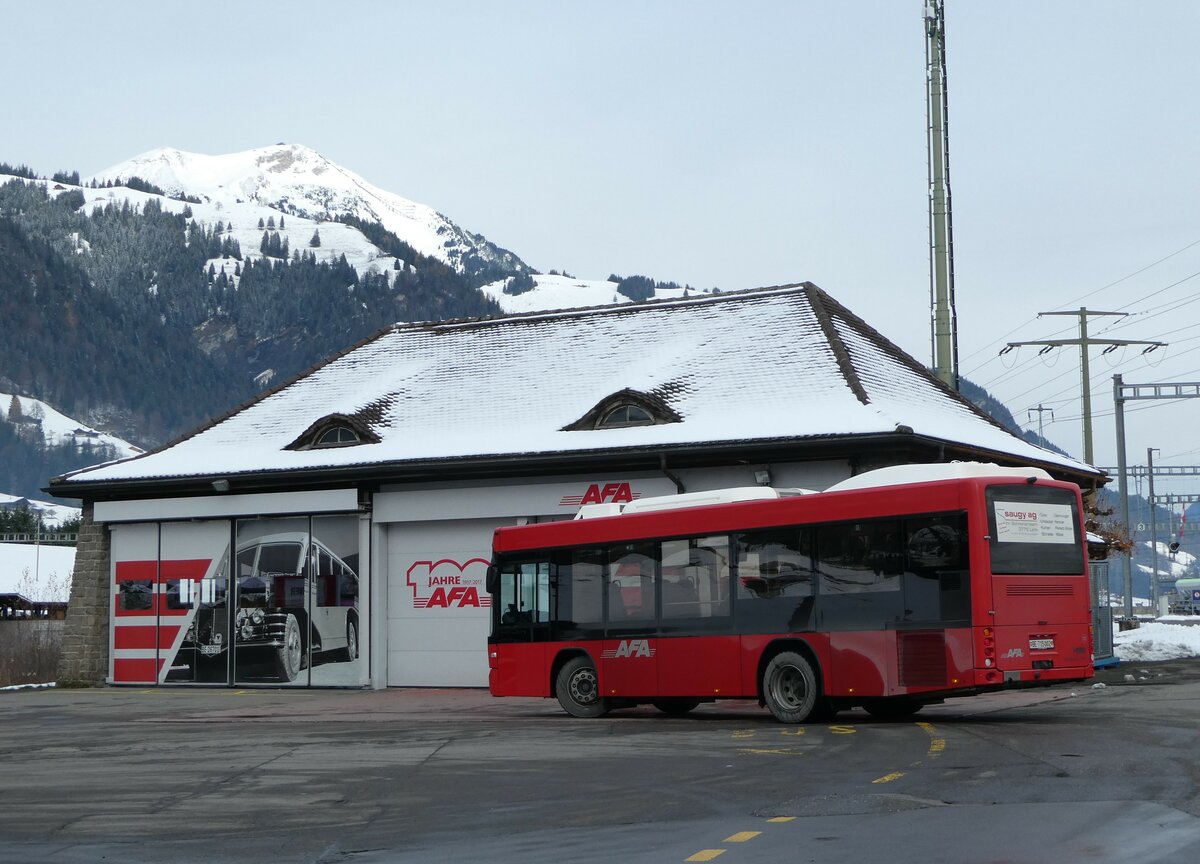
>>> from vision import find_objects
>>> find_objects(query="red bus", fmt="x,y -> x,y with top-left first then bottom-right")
486,464 -> 1094,723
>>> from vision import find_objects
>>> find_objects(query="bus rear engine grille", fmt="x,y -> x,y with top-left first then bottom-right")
1006,584 -> 1074,596
898,631 -> 947,688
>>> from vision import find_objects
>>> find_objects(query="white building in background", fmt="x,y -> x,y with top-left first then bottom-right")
50,283 -> 1103,689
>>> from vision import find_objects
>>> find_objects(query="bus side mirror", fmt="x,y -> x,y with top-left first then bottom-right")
485,565 -> 497,595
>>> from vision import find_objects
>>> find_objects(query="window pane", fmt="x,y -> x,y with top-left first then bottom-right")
986,486 -> 1083,575
119,580 -> 153,611
661,536 -> 730,621
554,549 -> 603,639
816,521 -> 904,631
817,521 -> 903,594
737,530 -> 814,599
735,529 -> 816,633
904,514 -> 970,623
165,579 -> 194,610
495,567 -> 525,640
597,404 -> 654,429
607,543 -> 657,625
257,543 -> 302,577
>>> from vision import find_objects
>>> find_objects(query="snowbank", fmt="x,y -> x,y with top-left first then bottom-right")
1113,621 -> 1200,662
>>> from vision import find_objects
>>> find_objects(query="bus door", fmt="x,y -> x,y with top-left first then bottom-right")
601,543 -> 658,698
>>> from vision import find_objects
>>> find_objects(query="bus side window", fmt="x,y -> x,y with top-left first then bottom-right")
661,536 -> 731,622
903,513 -> 969,624
606,543 -> 656,626
553,549 -> 603,639
736,530 -> 814,600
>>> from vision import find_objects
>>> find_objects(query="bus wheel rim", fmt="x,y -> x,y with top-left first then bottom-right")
570,669 -> 598,705
774,665 -> 805,708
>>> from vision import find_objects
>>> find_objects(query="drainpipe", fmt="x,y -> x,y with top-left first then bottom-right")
659,454 -> 685,494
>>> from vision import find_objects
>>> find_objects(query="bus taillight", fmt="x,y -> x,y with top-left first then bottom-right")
981,627 -> 995,666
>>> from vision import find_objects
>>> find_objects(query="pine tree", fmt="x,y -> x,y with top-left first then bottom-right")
309,229 -> 321,248
8,395 -> 21,421
257,217 -> 265,229
267,216 -> 275,229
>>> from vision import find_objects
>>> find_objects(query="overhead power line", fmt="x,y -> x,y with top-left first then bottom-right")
1003,308 -> 1165,465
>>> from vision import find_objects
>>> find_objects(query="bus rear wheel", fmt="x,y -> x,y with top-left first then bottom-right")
652,698 -> 701,716
762,650 -> 819,723
555,656 -> 609,718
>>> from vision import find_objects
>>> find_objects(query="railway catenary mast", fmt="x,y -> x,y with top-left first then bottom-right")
926,0 -> 959,390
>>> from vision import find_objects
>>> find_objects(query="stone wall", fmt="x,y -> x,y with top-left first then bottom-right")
57,502 -> 110,685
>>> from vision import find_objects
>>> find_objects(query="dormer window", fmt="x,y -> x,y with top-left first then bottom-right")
285,413 -> 380,451
597,404 -> 655,429
562,389 -> 681,432
315,426 -> 361,448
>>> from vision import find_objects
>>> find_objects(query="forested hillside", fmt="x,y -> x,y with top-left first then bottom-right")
0,178 -> 503,450
1,166 -> 1074,504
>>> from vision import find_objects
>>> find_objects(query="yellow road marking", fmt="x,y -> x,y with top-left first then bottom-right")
686,850 -> 725,861
780,728 -> 805,737
917,721 -> 945,758
725,831 -> 761,842
829,725 -> 857,734
872,772 -> 905,784
766,816 -> 797,823
732,729 -> 756,739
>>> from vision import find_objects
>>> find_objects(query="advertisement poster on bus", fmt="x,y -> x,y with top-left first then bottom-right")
992,501 -> 1075,544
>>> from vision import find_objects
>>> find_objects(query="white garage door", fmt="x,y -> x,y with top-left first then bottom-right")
386,518 -> 509,686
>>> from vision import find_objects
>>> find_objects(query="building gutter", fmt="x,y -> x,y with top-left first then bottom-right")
45,432 -> 1103,502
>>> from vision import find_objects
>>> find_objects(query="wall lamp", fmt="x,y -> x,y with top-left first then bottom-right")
754,468 -> 772,487
211,479 -> 231,493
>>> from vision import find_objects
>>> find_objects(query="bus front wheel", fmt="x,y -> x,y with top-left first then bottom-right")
762,651 -> 819,723
555,656 -> 609,718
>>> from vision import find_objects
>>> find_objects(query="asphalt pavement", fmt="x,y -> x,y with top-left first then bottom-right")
0,660 -> 1198,864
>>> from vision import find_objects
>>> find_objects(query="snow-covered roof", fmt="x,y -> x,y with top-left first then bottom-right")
55,283 -> 1100,489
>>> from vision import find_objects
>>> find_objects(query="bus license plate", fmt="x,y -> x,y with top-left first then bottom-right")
1029,638 -> 1054,650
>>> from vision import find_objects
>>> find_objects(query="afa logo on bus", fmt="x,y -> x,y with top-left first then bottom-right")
406,558 -> 493,609
601,639 -> 655,659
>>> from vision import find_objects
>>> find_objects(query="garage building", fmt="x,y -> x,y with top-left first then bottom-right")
51,283 -> 1101,688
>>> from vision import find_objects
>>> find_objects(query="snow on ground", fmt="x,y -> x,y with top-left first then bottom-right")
479,274 -> 624,313
0,543 -> 74,603
0,493 -> 79,529
1114,620 -> 1200,662
479,274 -> 711,314
1,391 -> 141,460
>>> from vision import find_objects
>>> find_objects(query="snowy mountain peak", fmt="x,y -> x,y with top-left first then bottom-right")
90,144 -> 531,283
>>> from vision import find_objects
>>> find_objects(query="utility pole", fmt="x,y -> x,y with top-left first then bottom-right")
1027,404 -> 1054,440
925,0 -> 958,390
1148,447 -> 1159,614
1004,309 -> 1164,465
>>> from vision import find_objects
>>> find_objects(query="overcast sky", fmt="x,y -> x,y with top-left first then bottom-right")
5,1 -> 1200,494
